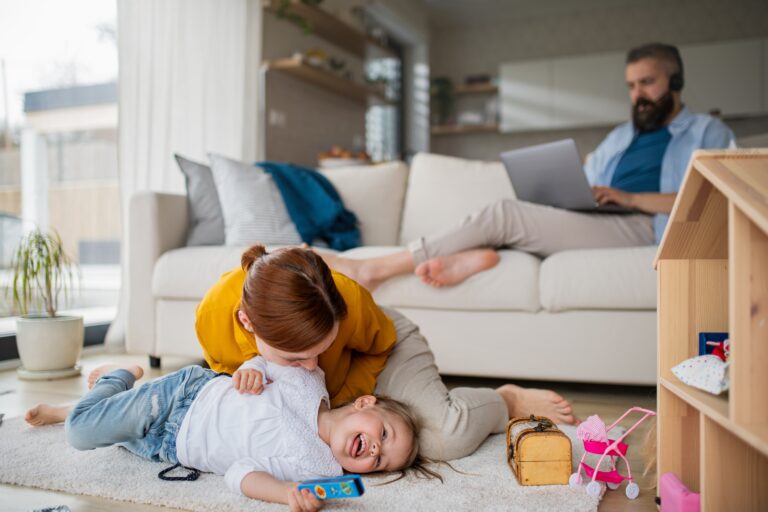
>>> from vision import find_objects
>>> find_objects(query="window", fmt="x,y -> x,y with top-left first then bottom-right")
0,1 -> 119,327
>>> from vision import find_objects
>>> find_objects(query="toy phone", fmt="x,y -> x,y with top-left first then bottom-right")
298,474 -> 365,499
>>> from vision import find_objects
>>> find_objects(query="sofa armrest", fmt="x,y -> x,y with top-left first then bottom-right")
125,191 -> 188,355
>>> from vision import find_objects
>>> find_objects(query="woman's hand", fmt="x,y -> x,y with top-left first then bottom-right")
232,368 -> 266,394
288,487 -> 324,512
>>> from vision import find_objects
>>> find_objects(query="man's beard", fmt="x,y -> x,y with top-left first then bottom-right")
632,92 -> 675,132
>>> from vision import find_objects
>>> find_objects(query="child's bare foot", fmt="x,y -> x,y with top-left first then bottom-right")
496,384 -> 578,425
414,249 -> 500,288
25,403 -> 72,426
88,364 -> 144,389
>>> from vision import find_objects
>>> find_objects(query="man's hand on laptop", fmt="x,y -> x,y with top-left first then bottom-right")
592,186 -> 634,208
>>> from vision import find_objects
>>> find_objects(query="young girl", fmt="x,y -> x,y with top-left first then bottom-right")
26,355 -> 422,511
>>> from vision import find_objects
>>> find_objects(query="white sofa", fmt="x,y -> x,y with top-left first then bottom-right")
126,153 -> 657,385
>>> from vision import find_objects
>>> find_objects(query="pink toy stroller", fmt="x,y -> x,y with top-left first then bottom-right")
569,406 -> 656,500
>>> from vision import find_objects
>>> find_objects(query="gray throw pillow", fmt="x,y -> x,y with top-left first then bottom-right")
208,153 -> 302,246
174,154 -> 225,246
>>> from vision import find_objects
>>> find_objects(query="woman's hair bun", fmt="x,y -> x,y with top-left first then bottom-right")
241,244 -> 268,272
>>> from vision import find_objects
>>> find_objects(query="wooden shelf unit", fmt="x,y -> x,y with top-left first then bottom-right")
267,57 -> 392,105
656,149 -> 768,511
430,123 -> 499,136
264,0 -> 395,59
454,83 -> 498,95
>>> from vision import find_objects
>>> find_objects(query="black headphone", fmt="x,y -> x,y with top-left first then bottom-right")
667,45 -> 684,92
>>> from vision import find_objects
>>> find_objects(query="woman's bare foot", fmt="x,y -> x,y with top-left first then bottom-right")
414,249 -> 500,288
496,384 -> 578,425
25,403 -> 73,426
88,364 -> 144,389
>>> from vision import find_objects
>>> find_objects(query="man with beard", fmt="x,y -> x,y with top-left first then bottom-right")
318,43 -> 735,291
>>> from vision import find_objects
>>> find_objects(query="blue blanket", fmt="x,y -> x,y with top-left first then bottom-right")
257,161 -> 360,251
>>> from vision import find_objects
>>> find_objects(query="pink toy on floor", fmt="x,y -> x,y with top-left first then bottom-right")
569,406 -> 657,500
659,472 -> 700,512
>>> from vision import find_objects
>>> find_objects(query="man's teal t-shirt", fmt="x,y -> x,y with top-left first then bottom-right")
610,127 -> 672,193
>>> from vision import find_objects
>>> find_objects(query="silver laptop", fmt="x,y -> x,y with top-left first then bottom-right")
499,139 -> 635,214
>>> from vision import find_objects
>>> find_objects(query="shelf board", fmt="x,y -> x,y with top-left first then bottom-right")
454,83 -> 498,95
265,0 -> 395,59
267,57 -> 392,105
660,377 -> 768,457
431,124 -> 499,135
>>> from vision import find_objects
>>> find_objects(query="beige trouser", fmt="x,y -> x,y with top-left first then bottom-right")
408,199 -> 656,264
374,307 -> 508,461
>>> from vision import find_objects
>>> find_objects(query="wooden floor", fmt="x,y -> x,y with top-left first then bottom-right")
0,352 -> 657,511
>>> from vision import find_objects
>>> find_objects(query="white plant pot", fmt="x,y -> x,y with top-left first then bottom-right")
15,315 -> 84,380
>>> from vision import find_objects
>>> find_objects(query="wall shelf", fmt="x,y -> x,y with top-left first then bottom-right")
454,83 -> 498,95
656,149 -> 768,511
267,57 -> 392,105
264,0 -> 395,59
430,123 -> 499,135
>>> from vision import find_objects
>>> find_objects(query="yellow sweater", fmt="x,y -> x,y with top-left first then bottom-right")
195,267 -> 397,407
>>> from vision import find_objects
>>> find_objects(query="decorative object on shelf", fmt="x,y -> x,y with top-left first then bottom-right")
698,331 -> 728,358
464,73 -> 492,86
9,228 -> 83,380
456,111 -> 485,126
275,0 -> 324,34
671,353 -> 730,395
318,145 -> 371,168
506,415 -> 572,486
570,407 -> 656,500
430,77 -> 454,126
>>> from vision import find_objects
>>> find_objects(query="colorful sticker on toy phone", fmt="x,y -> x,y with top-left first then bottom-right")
340,482 -> 352,495
314,485 -> 326,499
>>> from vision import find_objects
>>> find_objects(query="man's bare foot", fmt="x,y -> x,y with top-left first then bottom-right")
496,384 -> 578,425
25,403 -> 73,426
88,364 -> 144,389
414,249 -> 500,288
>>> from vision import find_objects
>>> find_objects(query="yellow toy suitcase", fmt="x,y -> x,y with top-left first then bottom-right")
506,415 -> 572,486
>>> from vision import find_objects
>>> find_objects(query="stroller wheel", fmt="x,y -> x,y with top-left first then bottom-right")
586,481 -> 603,497
569,472 -> 582,487
607,481 -> 620,490
625,482 -> 640,500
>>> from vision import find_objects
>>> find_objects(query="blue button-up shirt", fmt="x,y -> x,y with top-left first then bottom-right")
584,106 -> 735,243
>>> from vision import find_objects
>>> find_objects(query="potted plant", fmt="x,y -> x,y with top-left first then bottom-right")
10,228 -> 83,380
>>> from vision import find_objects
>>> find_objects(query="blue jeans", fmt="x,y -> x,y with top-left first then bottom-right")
65,365 -> 216,463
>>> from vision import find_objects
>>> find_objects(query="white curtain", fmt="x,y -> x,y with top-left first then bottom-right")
106,0 -> 262,347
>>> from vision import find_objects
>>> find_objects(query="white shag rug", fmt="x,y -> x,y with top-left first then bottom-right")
0,417 -> 602,511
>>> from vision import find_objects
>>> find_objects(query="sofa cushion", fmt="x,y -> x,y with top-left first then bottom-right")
399,153 -> 515,246
339,246 -> 541,312
209,154 -> 302,246
174,154 -> 225,246
320,161 -> 408,246
539,246 -> 657,312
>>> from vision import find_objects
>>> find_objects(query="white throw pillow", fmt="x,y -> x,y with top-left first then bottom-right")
208,154 -> 302,247
399,153 -> 515,246
320,161 -> 408,246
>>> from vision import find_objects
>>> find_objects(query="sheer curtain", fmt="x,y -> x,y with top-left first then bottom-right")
106,0 -> 262,347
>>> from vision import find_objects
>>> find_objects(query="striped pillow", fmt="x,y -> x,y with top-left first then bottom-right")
208,153 -> 302,246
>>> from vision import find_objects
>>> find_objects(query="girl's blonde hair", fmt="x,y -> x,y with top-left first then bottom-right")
352,395 -> 447,483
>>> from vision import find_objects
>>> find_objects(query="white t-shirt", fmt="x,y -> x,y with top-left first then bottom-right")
176,357 -> 343,495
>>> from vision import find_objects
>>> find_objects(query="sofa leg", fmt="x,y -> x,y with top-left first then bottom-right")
149,356 -> 161,369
